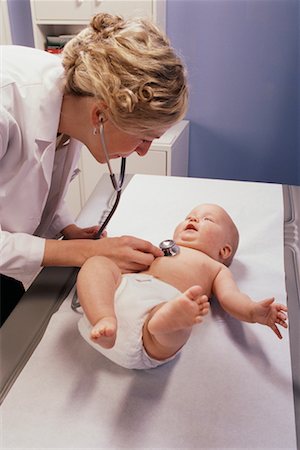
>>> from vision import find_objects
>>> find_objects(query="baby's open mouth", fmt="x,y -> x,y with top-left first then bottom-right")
185,223 -> 198,231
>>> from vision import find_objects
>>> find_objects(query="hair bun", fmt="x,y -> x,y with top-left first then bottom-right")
90,12 -> 124,39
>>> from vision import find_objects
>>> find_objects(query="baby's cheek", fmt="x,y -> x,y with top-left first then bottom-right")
173,225 -> 182,240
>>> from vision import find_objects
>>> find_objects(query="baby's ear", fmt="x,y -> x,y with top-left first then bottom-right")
219,244 -> 232,262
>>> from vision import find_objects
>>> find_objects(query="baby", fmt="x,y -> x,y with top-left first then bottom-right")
77,203 -> 288,369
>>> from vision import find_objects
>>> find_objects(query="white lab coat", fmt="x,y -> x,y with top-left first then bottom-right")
0,46 -> 82,285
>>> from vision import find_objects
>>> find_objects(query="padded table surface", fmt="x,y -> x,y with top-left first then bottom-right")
0,175 -> 299,449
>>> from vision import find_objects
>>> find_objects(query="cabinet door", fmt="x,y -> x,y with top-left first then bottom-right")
93,0 -> 152,18
125,151 -> 166,175
80,147 -> 166,205
34,0 -> 91,21
34,0 -> 152,22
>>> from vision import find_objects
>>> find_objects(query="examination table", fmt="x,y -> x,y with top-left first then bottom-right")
0,174 -> 299,449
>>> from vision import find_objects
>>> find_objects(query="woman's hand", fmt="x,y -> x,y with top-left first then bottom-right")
62,224 -> 107,240
62,226 -> 164,271
43,234 -> 163,273
93,235 -> 163,273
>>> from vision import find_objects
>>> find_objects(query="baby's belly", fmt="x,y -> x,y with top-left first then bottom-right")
142,259 -> 212,295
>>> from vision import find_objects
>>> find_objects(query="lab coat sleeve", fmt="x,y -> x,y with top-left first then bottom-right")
0,227 -> 45,285
0,104 -> 10,159
47,201 -> 75,237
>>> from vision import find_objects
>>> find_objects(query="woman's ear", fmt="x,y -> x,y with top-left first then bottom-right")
91,101 -> 108,126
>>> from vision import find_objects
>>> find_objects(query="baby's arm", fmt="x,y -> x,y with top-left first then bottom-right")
212,267 -> 288,339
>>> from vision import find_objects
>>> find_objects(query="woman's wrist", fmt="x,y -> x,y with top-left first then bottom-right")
42,238 -> 97,268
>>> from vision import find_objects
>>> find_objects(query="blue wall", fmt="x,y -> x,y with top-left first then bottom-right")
167,0 -> 300,185
6,0 -> 299,185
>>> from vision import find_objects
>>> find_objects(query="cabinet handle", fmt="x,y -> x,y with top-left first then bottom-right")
77,0 -> 84,5
95,0 -> 101,5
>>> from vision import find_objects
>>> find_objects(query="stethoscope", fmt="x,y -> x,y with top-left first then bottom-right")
71,118 -> 180,312
93,116 -> 127,240
71,117 -> 126,311
159,239 -> 180,257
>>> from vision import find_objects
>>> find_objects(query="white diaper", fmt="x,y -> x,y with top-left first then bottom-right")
78,274 -> 182,369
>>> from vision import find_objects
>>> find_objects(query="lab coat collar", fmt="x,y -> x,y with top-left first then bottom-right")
34,139 -> 56,190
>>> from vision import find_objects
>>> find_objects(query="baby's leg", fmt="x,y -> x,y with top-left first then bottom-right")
77,255 -> 121,349
143,285 -> 209,361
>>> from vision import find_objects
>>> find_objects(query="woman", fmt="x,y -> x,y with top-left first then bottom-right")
0,13 -> 188,324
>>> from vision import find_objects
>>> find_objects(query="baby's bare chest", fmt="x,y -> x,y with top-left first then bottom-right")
143,248 -> 220,294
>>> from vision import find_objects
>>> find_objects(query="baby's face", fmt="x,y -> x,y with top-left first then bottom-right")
173,204 -> 233,261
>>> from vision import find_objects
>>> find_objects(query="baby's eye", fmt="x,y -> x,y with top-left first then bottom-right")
203,217 -> 213,222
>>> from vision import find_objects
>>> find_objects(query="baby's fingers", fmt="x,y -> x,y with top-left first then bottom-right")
277,303 -> 288,312
277,311 -> 288,322
276,316 -> 288,329
271,324 -> 283,339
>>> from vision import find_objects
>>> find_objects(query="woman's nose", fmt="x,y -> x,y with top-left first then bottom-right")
135,141 -> 152,157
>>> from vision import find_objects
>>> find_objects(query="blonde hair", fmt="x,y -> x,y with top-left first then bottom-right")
62,13 -> 188,134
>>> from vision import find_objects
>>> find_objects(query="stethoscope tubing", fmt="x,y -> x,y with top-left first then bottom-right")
94,157 -> 126,239
71,119 -> 126,311
92,119 -> 126,239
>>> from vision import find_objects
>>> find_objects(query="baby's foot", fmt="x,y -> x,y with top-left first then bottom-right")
90,316 -> 117,349
148,285 -> 209,335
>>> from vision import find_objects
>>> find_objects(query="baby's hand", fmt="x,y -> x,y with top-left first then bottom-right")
253,298 -> 288,339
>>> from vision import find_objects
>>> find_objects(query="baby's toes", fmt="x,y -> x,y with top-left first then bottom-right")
195,294 -> 208,305
185,285 -> 203,302
194,315 -> 204,324
91,327 -> 102,339
198,302 -> 210,316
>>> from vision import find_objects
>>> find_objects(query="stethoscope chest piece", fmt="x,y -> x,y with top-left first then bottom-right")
159,239 -> 180,257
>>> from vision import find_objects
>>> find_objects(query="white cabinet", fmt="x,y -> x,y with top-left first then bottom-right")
29,0 -> 186,219
33,1 -> 152,21
65,120 -> 189,217
30,0 -> 166,49
0,0 -> 12,44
